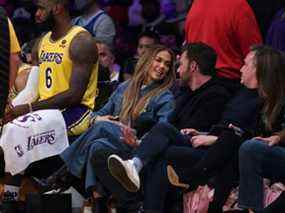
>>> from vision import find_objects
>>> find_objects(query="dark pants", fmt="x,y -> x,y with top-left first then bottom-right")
134,122 -> 190,165
134,122 -> 243,212
132,122 -> 206,212
165,130 -> 242,213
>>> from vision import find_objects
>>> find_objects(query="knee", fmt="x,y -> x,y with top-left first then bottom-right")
239,139 -> 267,161
90,141 -> 114,164
88,121 -> 113,137
90,143 -> 106,162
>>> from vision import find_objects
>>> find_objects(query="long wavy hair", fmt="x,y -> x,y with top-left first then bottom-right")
119,45 -> 176,124
253,45 -> 285,130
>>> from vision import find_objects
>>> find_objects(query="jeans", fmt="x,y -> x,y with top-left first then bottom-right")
60,121 -> 126,193
238,139 -> 285,212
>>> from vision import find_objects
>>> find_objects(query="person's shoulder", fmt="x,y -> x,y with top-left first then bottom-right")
71,16 -> 81,25
231,0 -> 253,13
70,26 -> 92,42
158,89 -> 173,98
152,89 -> 174,104
117,80 -> 130,90
71,25 -> 88,34
69,28 -> 97,63
220,0 -> 247,8
97,10 -> 114,23
203,78 -> 231,97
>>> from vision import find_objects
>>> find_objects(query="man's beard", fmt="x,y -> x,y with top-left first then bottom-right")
36,12 -> 55,34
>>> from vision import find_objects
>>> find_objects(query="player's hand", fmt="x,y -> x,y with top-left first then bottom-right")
3,104 -> 29,124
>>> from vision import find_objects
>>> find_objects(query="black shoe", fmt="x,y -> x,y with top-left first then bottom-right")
0,201 -> 19,213
91,197 -> 108,213
32,165 -> 77,193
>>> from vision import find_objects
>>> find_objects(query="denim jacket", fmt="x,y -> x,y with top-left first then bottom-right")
92,81 -> 175,136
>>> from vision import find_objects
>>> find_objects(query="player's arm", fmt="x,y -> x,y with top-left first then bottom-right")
32,31 -> 98,110
4,32 -> 98,123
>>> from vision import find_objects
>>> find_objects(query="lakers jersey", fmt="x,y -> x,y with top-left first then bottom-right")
38,26 -> 98,110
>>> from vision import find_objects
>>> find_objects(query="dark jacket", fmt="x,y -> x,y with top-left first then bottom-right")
170,78 -> 231,132
219,87 -> 263,133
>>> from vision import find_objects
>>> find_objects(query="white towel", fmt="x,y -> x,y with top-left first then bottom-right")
0,109 -> 69,175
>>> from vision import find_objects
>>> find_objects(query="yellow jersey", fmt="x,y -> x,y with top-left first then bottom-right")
38,26 -> 98,110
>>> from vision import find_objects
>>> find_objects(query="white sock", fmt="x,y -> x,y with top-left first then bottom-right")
130,157 -> 143,173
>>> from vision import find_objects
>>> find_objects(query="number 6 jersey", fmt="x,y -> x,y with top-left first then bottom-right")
38,26 -> 98,110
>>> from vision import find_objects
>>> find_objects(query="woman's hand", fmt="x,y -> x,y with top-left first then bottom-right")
96,115 -> 119,122
180,128 -> 200,136
191,135 -> 218,148
90,115 -> 119,126
121,125 -> 139,148
253,135 -> 281,146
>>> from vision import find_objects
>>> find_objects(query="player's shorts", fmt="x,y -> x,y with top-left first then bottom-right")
61,105 -> 92,136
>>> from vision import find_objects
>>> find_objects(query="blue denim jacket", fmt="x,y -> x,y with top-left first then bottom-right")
92,81 -> 175,128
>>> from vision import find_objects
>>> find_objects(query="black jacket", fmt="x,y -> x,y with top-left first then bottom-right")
170,78 -> 231,132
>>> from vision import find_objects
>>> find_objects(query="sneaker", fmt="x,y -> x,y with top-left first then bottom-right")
167,165 -> 189,189
108,154 -> 140,192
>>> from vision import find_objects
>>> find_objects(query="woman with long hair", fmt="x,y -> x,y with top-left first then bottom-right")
238,46 -> 285,213
45,44 -> 176,212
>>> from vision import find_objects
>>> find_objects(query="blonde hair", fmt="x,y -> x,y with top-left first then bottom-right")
119,45 -> 176,124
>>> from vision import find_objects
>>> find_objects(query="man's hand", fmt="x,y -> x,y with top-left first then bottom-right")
3,104 -> 29,124
191,135 -> 218,148
121,125 -> 139,148
253,135 -> 281,146
180,128 -> 200,136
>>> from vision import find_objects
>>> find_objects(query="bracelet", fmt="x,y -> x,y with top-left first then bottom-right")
28,103 -> 33,113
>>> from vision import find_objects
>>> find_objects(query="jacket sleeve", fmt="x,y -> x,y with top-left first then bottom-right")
155,91 -> 175,123
91,82 -> 127,118
134,90 -> 175,138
